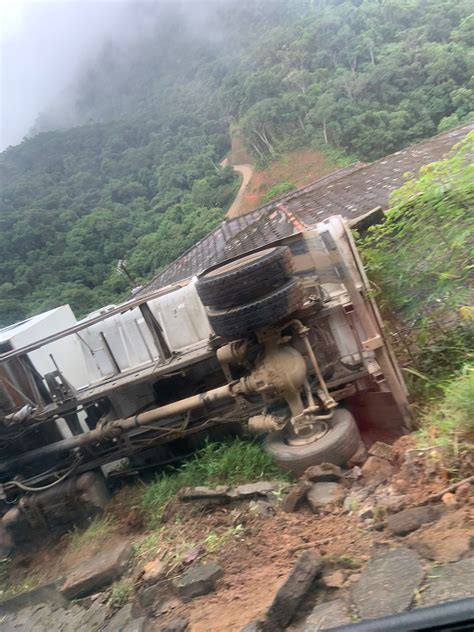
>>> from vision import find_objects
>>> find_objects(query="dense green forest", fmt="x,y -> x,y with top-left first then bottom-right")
1,0 -> 473,326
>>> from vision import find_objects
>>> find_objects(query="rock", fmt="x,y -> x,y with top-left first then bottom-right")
421,558 -> 474,606
302,599 -> 351,631
123,618 -> 147,632
183,545 -> 202,564
241,621 -> 264,632
361,456 -> 393,486
0,580 -> 68,613
154,597 -> 181,616
178,486 -> 230,501
264,551 -> 322,630
343,488 -> 369,513
230,481 -> 279,498
307,483 -> 345,512
103,603 -> 133,632
357,506 -> 374,521
60,541 -> 133,599
347,572 -> 361,584
392,477 -> 409,493
173,561 -> 223,599
409,522 -> 473,563
303,463 -> 342,483
81,596 -> 110,629
441,492 -> 456,507
281,481 -> 312,513
179,482 -> 280,503
139,583 -> 166,609
160,618 -> 189,632
352,547 -> 424,619
322,570 -> 347,589
249,500 -> 274,517
383,495 -> 407,514
345,465 -> 362,480
347,441 -> 367,467
455,482 -> 471,503
143,556 -> 166,584
368,441 -> 394,462
386,505 -> 443,536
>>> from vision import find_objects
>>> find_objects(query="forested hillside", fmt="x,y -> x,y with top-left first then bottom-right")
1,0 -> 473,326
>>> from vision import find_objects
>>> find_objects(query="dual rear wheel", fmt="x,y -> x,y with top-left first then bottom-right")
197,248 -> 362,473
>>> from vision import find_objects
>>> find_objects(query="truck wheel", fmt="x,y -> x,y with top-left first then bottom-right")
264,408 -> 362,476
197,246 -> 293,309
207,278 -> 304,339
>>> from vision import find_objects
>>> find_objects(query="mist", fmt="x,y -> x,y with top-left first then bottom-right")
0,0 -> 226,151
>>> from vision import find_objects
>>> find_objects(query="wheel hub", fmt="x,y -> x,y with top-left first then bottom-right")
286,420 -> 329,446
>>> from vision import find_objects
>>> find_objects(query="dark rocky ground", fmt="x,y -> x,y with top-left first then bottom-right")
1,442 -> 473,631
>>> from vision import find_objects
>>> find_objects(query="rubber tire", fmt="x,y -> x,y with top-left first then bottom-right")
207,278 -> 304,339
264,408 -> 362,476
197,246 -> 293,309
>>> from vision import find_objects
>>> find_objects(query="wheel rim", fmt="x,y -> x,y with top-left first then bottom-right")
286,420 -> 329,446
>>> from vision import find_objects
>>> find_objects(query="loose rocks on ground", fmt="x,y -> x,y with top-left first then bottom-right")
173,562 -> 223,599
420,558 -> 474,607
302,599 -> 352,631
302,463 -> 343,483
361,456 -> 393,486
263,551 -> 323,630
368,442 -> 394,462
159,618 -> 189,632
60,541 -> 133,599
386,505 -> 443,536
307,483 -> 345,512
281,481 -> 312,513
352,547 -> 424,619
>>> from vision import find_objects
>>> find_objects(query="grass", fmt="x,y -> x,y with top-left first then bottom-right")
110,580 -> 132,607
203,524 -> 244,553
262,181 -> 295,203
67,515 -> 117,550
0,558 -> 43,600
132,531 -> 162,560
416,365 -> 474,450
141,438 -> 287,526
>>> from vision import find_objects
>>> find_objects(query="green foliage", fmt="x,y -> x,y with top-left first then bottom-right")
359,132 -> 474,320
203,525 -> 244,553
141,439 -> 287,526
417,365 -> 474,448
1,0 -> 473,325
262,181 -> 295,203
110,580 -> 132,608
359,132 -> 473,402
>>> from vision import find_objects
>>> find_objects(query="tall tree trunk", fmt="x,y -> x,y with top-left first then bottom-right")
369,45 -> 375,65
251,142 -> 265,160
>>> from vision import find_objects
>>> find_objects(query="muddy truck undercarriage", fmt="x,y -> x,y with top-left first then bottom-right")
0,216 -> 411,548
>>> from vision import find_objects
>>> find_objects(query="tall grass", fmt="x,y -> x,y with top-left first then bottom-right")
417,365 -> 474,448
142,439 -> 287,526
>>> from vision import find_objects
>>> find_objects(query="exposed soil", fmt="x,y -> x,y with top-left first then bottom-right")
4,436 -> 473,631
226,148 -> 337,218
226,164 -> 255,219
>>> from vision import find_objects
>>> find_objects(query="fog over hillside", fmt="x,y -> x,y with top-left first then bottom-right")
0,0 -> 227,150
0,0 -> 472,326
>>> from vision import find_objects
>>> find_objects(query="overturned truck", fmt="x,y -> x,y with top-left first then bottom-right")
0,215 -> 411,546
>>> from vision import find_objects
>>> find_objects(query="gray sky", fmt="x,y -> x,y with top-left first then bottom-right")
0,0 -> 131,150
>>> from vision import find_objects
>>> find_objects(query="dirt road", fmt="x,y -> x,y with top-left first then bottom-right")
226,163 -> 254,218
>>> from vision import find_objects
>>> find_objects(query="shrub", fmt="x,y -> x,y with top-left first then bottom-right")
417,365 -> 474,448
262,181 -> 295,203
